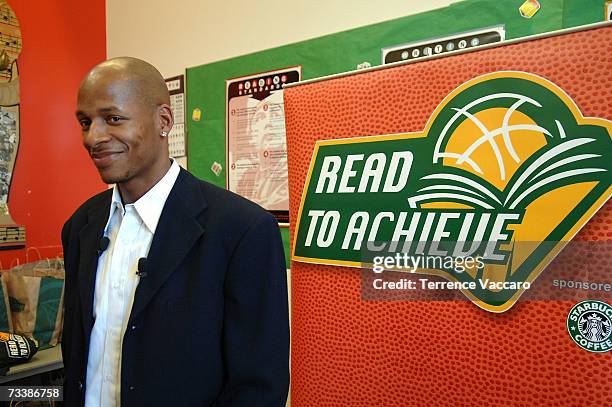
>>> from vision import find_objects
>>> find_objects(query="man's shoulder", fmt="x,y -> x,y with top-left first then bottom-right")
67,189 -> 112,223
179,169 -> 272,224
200,179 -> 269,221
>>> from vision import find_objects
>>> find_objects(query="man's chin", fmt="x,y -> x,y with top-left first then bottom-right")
98,170 -> 129,185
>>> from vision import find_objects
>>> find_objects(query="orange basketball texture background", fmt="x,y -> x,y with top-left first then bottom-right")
284,26 -> 611,407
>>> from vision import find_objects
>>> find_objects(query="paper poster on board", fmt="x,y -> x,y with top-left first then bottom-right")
165,75 -> 186,158
226,66 -> 301,225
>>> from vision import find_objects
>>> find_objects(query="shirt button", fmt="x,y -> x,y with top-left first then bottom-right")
129,385 -> 136,391
105,374 -> 112,382
78,381 -> 83,390
131,325 -> 137,330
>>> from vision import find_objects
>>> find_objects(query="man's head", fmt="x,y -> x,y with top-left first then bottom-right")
76,57 -> 173,199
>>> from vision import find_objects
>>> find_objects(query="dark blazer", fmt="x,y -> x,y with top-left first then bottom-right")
61,168 -> 290,406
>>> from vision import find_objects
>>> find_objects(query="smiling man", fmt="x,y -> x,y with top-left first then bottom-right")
62,57 -> 290,406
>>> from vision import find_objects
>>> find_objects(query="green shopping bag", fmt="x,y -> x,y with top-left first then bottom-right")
0,276 -> 12,333
3,259 -> 64,349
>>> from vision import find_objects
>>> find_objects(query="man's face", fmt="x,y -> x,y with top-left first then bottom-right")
76,75 -> 161,185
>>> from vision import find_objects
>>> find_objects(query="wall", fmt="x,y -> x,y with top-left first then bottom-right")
1,0 -> 107,267
106,0 -> 459,171
106,0 -> 459,78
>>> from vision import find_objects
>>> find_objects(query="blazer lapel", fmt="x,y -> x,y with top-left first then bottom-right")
77,193 -> 111,335
129,170 -> 207,323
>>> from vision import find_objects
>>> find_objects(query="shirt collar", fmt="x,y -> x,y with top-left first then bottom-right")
105,158 -> 181,235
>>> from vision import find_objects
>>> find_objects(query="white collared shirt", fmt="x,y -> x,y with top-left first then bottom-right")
85,159 -> 180,407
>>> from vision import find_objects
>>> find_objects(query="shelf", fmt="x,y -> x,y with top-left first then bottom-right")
0,345 -> 63,383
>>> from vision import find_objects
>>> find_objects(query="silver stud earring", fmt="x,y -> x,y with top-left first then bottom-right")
161,131 -> 168,137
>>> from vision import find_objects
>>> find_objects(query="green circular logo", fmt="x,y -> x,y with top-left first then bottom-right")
566,300 -> 612,353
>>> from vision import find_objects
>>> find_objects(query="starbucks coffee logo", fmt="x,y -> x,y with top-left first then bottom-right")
567,300 -> 612,353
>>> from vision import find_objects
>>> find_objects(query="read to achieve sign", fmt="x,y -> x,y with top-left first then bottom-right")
292,71 -> 612,312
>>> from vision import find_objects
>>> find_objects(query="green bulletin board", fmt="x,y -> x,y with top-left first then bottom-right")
186,0 -> 607,266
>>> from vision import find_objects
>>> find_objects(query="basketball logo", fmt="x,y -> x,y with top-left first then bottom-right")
412,72 -> 608,212
434,94 -> 553,188
293,71 -> 611,312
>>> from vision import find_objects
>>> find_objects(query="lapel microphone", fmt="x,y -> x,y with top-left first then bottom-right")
136,257 -> 148,278
97,236 -> 110,257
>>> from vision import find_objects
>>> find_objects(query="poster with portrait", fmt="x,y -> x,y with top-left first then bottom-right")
0,103 -> 18,203
226,66 -> 300,226
0,0 -> 25,249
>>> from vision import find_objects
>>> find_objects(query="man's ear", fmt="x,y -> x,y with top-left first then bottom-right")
158,104 -> 174,134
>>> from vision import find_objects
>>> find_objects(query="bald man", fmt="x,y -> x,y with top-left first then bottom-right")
62,57 -> 290,406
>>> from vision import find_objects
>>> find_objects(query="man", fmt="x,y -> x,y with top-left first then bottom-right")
62,57 -> 290,406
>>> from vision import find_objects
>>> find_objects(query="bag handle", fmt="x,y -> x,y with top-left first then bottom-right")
26,246 -> 42,263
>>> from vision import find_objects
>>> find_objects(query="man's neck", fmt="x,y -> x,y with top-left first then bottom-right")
117,158 -> 173,204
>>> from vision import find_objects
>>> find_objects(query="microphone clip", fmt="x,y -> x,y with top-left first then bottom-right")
136,257 -> 147,278
97,236 -> 110,257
